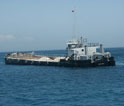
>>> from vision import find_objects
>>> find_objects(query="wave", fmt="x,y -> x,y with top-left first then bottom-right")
116,62 -> 124,66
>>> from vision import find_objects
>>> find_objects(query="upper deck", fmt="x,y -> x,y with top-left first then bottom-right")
66,37 -> 99,50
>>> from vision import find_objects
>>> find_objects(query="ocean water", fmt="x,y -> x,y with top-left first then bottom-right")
0,48 -> 124,106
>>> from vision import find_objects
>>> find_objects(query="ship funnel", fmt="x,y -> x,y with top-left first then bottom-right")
100,44 -> 104,54
85,45 -> 88,55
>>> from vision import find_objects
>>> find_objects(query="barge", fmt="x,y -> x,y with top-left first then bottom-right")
5,37 -> 115,67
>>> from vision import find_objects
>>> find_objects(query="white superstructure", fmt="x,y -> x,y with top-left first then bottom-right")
66,37 -> 111,62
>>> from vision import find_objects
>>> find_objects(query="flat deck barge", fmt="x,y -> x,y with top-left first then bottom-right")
5,37 -> 115,67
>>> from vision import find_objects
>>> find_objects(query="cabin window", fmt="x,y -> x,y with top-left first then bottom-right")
68,44 -> 78,49
71,45 -> 76,48
68,45 -> 71,48
82,49 -> 84,51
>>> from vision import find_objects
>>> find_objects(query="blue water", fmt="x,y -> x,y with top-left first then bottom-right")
0,48 -> 124,106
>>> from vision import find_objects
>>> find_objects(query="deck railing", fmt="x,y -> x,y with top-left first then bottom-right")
88,43 -> 99,47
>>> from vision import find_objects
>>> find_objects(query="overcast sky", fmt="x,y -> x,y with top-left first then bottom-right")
0,0 -> 124,52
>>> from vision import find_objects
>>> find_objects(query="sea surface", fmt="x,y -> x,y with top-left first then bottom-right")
0,48 -> 124,106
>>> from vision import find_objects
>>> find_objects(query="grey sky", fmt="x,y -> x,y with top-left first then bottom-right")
0,0 -> 124,52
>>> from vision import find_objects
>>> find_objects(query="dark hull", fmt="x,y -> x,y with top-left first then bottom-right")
5,57 -> 115,67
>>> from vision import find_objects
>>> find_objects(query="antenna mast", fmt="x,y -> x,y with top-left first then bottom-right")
72,8 -> 76,40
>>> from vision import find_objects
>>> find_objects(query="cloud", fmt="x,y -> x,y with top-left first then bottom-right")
0,34 -> 35,42
0,34 -> 16,40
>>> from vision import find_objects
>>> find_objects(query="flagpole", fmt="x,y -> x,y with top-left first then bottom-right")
72,8 -> 76,40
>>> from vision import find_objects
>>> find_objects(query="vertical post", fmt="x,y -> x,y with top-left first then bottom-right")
85,45 -> 88,55
72,8 -> 76,40
80,36 -> 83,47
100,44 -> 104,54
